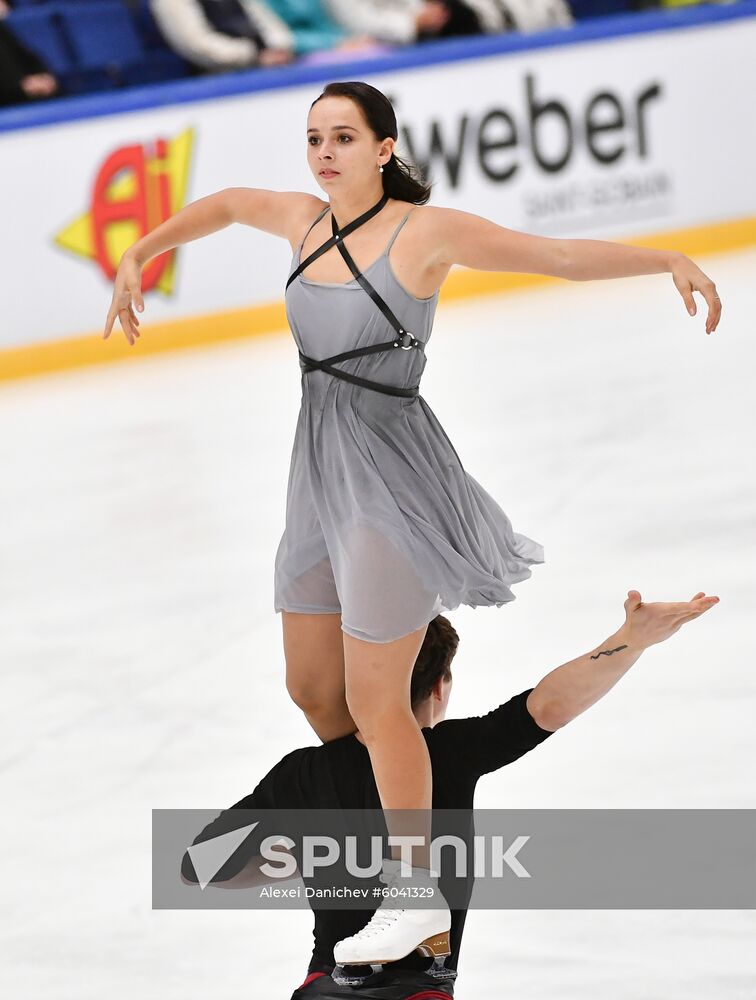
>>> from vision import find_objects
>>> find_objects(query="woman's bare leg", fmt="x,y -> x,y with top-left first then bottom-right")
344,623 -> 432,869
281,610 -> 357,742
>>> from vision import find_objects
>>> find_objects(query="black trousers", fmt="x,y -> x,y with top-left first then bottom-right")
290,968 -> 455,999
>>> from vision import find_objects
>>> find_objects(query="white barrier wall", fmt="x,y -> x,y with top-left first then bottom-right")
1,12 -> 754,349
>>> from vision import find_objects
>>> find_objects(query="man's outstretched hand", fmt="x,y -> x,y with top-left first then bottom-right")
621,590 -> 719,650
527,588 -> 721,730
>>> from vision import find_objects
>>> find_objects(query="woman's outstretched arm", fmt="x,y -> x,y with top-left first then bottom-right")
103,189 -> 323,344
428,207 -> 722,335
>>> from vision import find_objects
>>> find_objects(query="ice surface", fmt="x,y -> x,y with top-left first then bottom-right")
2,248 -> 754,999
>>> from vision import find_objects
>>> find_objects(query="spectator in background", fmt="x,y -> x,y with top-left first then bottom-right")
321,0 -> 573,46
446,0 -> 573,38
261,0 -> 377,56
0,0 -> 60,107
489,0 -> 573,32
322,0 -> 459,43
149,0 -> 297,71
260,0 -> 478,56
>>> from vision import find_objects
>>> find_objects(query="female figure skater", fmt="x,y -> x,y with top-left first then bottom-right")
103,81 -> 721,978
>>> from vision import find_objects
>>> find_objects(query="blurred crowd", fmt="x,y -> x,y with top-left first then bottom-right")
0,0 -> 742,109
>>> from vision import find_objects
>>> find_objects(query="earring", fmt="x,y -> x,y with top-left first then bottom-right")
378,164 -> 384,173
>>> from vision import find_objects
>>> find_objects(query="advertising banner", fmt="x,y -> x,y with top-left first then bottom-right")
1,11 -> 753,351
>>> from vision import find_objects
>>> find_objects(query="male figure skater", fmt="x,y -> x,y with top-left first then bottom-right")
181,588 -> 717,998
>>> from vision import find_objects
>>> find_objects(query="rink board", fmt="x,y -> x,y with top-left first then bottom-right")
0,2 -> 755,367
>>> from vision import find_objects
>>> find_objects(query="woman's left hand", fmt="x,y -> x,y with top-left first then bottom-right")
671,255 -> 722,335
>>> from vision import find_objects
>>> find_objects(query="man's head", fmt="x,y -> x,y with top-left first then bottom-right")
410,614 -> 459,728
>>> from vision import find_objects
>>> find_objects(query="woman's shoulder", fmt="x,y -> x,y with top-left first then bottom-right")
224,188 -> 327,245
287,195 -> 330,250
402,203 -> 459,228
398,202 -> 458,244
395,203 -> 458,255
400,203 -> 497,270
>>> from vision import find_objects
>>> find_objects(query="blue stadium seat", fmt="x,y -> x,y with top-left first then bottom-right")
125,0 -> 196,80
6,0 -> 204,96
122,49 -> 195,86
131,0 -> 169,50
56,1 -> 146,71
5,7 -> 73,74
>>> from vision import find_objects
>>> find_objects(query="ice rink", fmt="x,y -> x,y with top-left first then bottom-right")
2,247 -> 755,999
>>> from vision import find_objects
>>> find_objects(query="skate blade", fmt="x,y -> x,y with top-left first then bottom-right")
424,957 -> 457,982
332,933 -> 455,986
331,964 -> 383,987
332,961 -> 456,988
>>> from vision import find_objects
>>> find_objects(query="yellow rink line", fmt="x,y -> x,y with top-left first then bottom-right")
2,215 -> 754,384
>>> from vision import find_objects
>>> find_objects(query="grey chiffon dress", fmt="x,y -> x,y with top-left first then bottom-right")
273,203 -> 544,644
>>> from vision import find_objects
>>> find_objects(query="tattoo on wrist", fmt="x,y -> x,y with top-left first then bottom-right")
590,644 -> 629,660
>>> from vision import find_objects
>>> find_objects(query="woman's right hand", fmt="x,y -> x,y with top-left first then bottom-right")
103,252 -> 144,345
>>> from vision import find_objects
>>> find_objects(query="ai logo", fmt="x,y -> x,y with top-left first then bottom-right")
54,128 -> 194,295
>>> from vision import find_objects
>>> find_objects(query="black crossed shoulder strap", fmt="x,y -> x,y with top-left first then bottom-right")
286,193 -> 388,291
287,194 -> 426,399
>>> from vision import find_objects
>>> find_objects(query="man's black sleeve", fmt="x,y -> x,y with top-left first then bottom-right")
180,748 -> 308,884
431,688 -> 555,778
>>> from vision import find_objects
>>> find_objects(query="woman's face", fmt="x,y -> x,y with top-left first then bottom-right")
306,96 -> 393,192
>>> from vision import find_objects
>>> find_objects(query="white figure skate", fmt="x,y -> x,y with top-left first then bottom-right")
332,859 -> 456,988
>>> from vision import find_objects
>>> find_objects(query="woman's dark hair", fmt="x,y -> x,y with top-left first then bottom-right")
410,614 -> 459,709
311,81 -> 432,205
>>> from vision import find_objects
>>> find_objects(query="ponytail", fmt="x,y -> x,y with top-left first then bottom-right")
381,149 -> 431,205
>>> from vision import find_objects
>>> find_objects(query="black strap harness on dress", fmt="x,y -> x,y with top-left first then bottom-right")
286,193 -> 426,399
